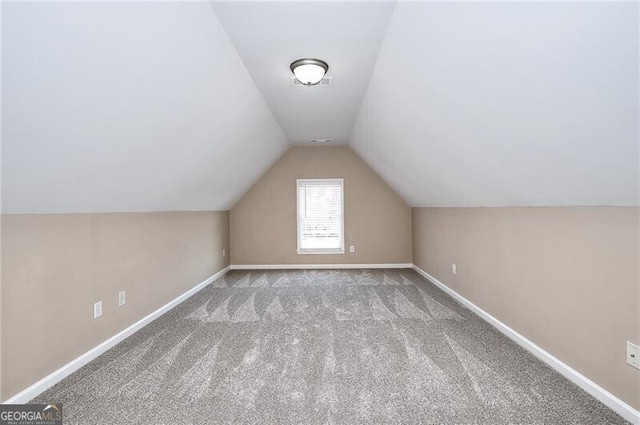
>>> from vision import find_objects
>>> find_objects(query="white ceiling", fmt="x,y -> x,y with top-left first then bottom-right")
2,1 -> 637,213
351,1 -> 639,206
211,1 -> 395,145
2,2 -> 287,214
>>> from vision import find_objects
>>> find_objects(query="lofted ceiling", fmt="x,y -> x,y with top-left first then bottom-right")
351,1 -> 639,206
2,1 -> 638,213
2,1 -> 288,214
211,1 -> 395,145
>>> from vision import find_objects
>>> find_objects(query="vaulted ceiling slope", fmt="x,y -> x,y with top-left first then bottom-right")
4,2 -> 638,213
350,2 -> 639,207
2,2 -> 288,214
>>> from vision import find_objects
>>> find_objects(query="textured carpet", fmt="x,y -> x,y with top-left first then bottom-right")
34,269 -> 627,424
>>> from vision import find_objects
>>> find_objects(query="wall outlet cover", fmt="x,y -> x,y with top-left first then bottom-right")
627,341 -> 640,370
93,301 -> 102,319
118,291 -> 126,307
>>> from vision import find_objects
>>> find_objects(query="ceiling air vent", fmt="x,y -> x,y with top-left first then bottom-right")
290,77 -> 332,87
310,138 -> 332,144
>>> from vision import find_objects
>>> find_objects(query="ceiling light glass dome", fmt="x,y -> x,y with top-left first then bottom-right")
290,58 -> 329,86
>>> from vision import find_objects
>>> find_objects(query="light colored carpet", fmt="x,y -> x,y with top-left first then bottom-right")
34,269 -> 627,424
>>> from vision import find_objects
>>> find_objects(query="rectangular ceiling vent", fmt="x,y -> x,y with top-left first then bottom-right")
290,77 -> 333,87
310,138 -> 332,144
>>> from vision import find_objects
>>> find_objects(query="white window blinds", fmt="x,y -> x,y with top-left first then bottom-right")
297,179 -> 344,253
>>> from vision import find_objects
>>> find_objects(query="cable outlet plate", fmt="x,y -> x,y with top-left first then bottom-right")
627,341 -> 640,370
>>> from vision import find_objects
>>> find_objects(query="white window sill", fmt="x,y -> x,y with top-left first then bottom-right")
297,249 -> 345,255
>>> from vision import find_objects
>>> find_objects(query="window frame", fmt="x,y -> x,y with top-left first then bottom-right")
296,178 -> 345,255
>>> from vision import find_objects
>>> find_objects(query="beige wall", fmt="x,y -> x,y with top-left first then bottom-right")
230,146 -> 412,265
412,207 -> 640,410
1,211 -> 229,400
0,214 -> 3,400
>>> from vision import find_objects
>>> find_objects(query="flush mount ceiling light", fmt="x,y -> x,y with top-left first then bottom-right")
290,58 -> 329,86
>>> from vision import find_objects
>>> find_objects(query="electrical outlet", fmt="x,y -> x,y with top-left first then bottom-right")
222,249 -> 226,257
93,301 -> 102,319
349,245 -> 355,253
451,263 -> 457,275
118,291 -> 126,307
627,341 -> 640,370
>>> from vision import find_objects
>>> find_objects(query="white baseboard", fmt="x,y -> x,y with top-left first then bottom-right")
230,263 -> 413,270
3,266 -> 231,405
412,265 -> 640,425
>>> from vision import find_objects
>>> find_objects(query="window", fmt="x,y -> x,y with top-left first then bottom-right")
296,179 -> 344,254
